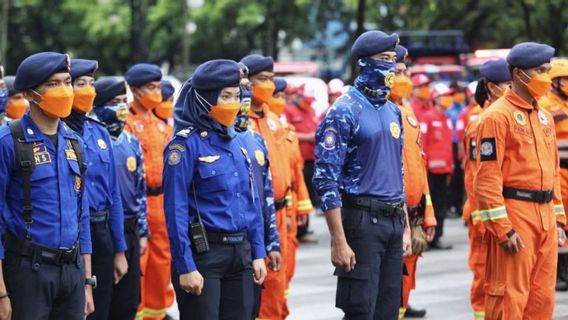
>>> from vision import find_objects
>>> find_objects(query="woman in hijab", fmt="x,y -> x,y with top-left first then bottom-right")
163,59 -> 267,320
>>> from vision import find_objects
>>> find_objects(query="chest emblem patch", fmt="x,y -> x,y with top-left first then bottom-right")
97,139 -> 108,150
513,111 -> 526,126
538,110 -> 549,125
390,122 -> 401,139
126,156 -> 137,172
255,150 -> 265,166
406,115 -> 418,128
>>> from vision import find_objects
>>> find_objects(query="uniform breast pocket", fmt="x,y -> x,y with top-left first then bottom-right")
196,162 -> 229,193
67,159 -> 83,198
96,149 -> 112,171
30,165 -> 57,199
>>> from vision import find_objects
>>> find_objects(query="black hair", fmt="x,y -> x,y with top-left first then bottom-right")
475,78 -> 488,107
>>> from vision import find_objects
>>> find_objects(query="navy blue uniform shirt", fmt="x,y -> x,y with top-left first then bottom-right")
163,127 -> 266,274
0,114 -> 92,257
82,119 -> 126,252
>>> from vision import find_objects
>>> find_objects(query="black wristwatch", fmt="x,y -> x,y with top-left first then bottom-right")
85,275 -> 97,289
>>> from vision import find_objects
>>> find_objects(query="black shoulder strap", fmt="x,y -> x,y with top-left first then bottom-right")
8,120 -> 35,239
68,137 -> 87,239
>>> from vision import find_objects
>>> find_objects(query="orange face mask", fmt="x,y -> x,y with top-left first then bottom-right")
391,75 -> 414,101
268,97 -> 286,116
6,98 -> 28,119
453,92 -> 466,104
252,81 -> 275,105
73,86 -> 97,113
521,70 -> 552,98
155,100 -> 173,120
32,85 -> 74,119
439,96 -> 453,109
138,92 -> 162,111
416,86 -> 431,100
209,102 -> 241,127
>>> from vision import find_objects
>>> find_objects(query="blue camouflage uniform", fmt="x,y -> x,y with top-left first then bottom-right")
314,86 -> 405,210
314,30 -> 406,320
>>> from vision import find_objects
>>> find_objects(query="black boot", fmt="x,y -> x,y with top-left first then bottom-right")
404,305 -> 426,318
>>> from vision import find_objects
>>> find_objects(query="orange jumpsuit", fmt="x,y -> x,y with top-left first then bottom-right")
462,105 -> 487,320
249,105 -> 292,320
398,104 -> 437,319
281,124 -> 312,319
125,107 -> 175,320
474,89 -> 566,320
540,92 -> 568,213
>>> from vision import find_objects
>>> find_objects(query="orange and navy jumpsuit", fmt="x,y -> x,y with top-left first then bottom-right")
475,89 -> 566,320
397,104 -> 437,319
281,123 -> 312,319
125,107 -> 175,320
461,105 -> 486,320
249,104 -> 291,320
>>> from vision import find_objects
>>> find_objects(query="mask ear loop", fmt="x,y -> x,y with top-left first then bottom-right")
193,88 -> 213,113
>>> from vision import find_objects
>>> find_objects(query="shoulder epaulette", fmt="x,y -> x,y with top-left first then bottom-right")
176,126 -> 196,139
86,116 -> 106,127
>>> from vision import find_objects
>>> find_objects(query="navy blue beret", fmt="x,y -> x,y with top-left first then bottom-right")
240,54 -> 274,76
4,76 -> 17,96
161,80 -> 175,100
274,78 -> 287,94
14,51 -> 70,91
70,59 -> 98,81
507,42 -> 555,69
351,31 -> 399,59
124,63 -> 162,87
395,45 -> 408,62
192,59 -> 241,91
94,77 -> 126,107
480,59 -> 512,83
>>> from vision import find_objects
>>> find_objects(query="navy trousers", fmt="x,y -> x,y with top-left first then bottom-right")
335,206 -> 404,320
3,250 -> 85,320
173,240 -> 254,320
87,222 -> 114,320
109,220 -> 141,320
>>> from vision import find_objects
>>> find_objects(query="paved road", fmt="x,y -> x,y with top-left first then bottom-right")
288,214 -> 568,320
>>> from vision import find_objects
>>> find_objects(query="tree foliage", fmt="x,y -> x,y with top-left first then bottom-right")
2,0 -> 567,76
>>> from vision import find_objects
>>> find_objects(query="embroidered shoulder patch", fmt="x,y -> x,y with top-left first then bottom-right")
168,150 -> 182,166
322,128 -> 338,150
480,137 -> 496,161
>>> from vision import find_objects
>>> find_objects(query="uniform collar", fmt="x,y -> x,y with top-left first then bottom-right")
206,129 -> 235,152
19,114 -> 77,143
505,87 -> 538,111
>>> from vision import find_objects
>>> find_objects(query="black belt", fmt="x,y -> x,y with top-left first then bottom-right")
502,186 -> 553,204
342,195 -> 404,217
90,210 -> 109,224
275,197 -> 287,211
206,231 -> 247,245
3,233 -> 79,265
560,160 -> 568,169
124,217 -> 138,233
147,186 -> 163,196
